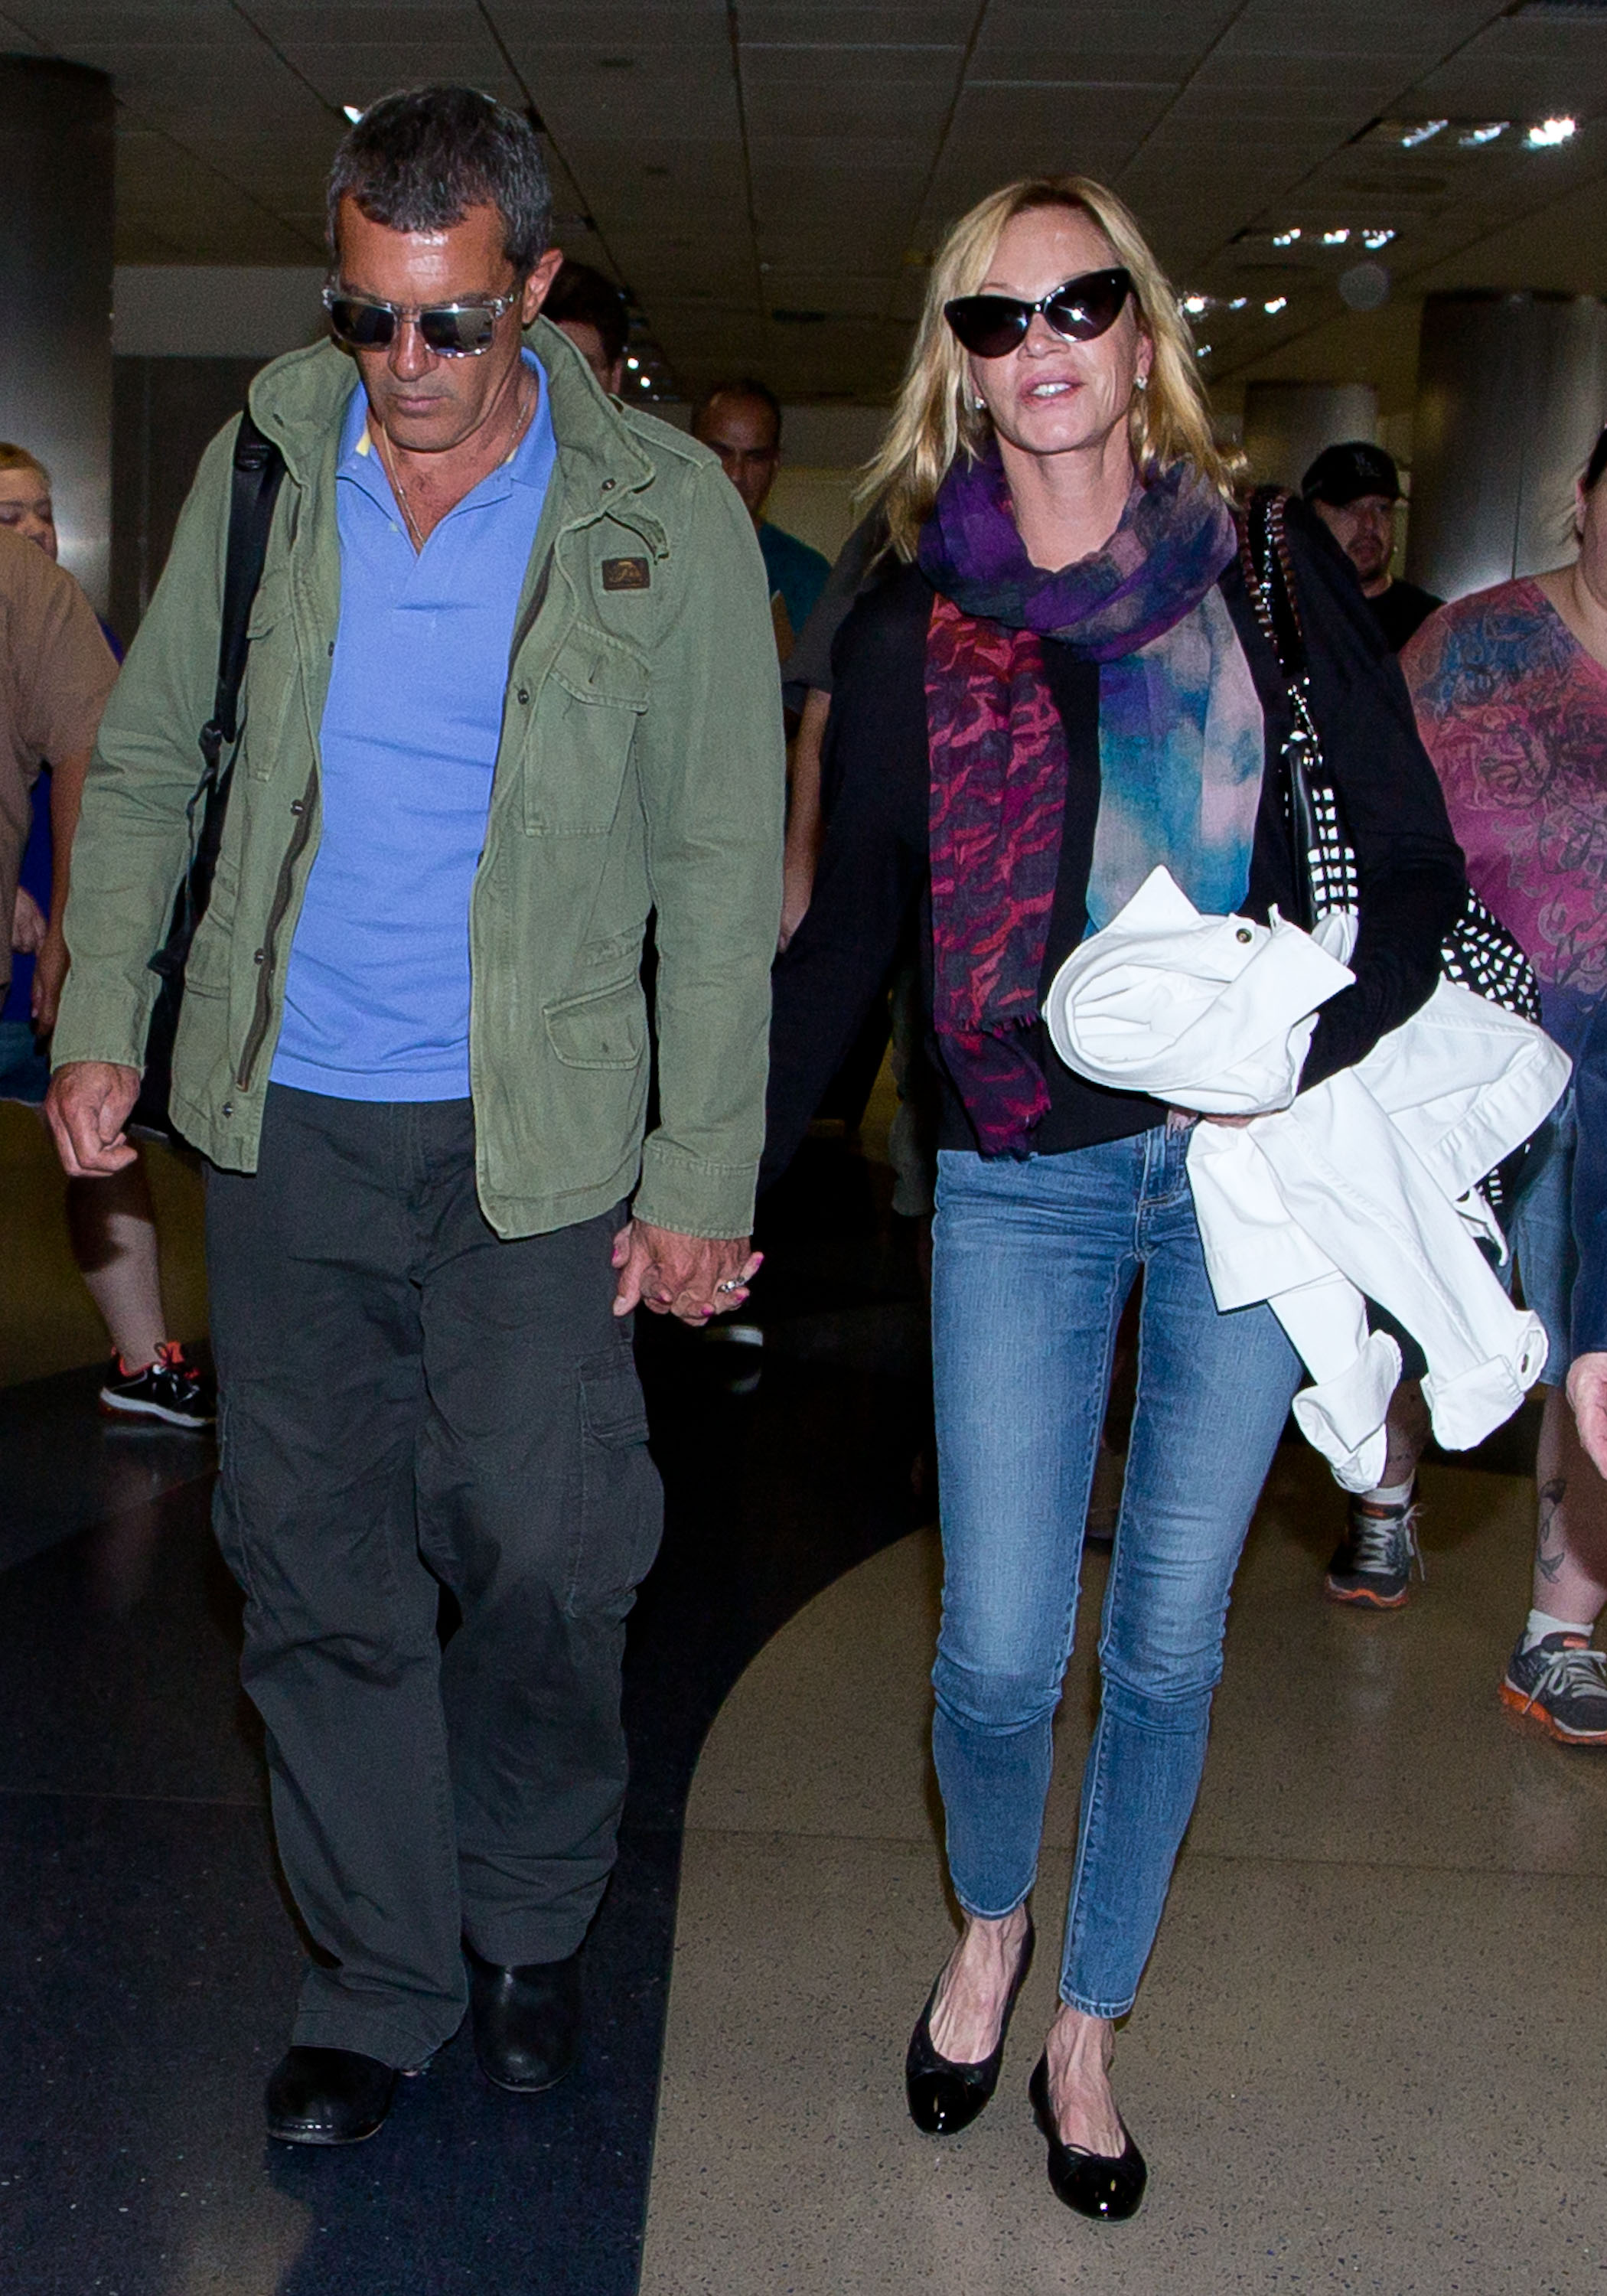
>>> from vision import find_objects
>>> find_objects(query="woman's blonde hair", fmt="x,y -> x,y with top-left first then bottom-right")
0,443 -> 50,485
865,176 -> 1241,559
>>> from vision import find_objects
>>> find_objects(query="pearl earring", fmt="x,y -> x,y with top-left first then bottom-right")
1135,373 -> 1149,392
972,393 -> 986,411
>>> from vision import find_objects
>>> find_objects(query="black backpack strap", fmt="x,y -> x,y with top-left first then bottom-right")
151,411 -> 285,983
204,409 -> 286,767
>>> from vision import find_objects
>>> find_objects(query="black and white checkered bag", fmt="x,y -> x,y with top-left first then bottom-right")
1239,487 -> 1542,1026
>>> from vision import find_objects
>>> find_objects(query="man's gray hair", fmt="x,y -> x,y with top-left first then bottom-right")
328,85 -> 552,276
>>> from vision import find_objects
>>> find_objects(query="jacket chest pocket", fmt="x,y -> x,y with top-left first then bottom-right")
522,630 -> 649,837
238,575 -> 300,783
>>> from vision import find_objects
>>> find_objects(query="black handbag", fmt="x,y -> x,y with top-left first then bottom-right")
133,413 -> 286,1133
1237,484 -> 1543,1024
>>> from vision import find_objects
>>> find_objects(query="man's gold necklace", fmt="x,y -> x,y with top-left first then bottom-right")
375,379 -> 536,554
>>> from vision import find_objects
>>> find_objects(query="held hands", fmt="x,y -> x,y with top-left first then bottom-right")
44,1059 -> 142,1176
611,1218 -> 762,1324
1566,1352 -> 1607,1480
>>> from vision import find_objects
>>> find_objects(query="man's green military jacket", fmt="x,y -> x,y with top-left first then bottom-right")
53,321 -> 785,1241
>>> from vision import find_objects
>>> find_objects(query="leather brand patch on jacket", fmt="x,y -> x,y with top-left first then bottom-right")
601,556 -> 651,592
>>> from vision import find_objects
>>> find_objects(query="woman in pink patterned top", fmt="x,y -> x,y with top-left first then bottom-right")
1400,426 -> 1607,1745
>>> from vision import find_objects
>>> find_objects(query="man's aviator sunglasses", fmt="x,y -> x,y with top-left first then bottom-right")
323,285 -> 519,357
943,267 -> 1133,360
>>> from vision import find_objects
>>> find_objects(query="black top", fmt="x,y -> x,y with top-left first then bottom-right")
762,497 -> 1467,1186
1368,577 -> 1443,654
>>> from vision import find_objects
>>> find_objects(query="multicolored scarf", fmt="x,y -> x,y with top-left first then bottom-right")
918,449 -> 1262,1153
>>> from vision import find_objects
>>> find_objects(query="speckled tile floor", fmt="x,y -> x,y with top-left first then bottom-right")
641,1451 -> 1607,2296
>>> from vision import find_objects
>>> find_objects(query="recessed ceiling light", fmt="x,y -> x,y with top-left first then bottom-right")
1399,119 -> 1448,148
1271,227 -> 1301,246
638,374 -> 650,386
1361,228 -> 1397,250
1459,122 -> 1509,146
342,103 -> 364,122
1321,228 -> 1351,245
1195,344 -> 1211,359
1526,116 -> 1578,146
1263,295 -> 1289,315
1182,293 -> 1210,316
1229,297 -> 1248,311
626,356 -> 640,370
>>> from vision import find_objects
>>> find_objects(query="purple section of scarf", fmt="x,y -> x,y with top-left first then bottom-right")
920,451 -> 1240,1153
918,447 -> 1237,660
926,593 -> 1065,1153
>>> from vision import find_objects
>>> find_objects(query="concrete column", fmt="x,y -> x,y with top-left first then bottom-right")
0,58 -> 115,613
1409,292 -> 1607,602
1242,383 -> 1379,490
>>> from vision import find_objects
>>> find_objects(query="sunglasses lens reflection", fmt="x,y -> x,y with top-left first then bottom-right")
327,297 -> 396,348
1047,272 -> 1129,339
419,306 -> 500,354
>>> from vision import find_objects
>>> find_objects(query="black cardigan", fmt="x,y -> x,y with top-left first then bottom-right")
763,498 -> 1467,1185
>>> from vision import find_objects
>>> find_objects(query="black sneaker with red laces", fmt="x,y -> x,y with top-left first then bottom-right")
99,1340 -> 216,1430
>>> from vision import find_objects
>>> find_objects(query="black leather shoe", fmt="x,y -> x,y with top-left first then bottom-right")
905,1915 -> 1034,2135
266,2047 -> 397,2146
1028,2054 -> 1147,2221
468,1944 -> 583,2094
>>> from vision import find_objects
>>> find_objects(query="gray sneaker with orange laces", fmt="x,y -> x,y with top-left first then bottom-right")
1500,1633 -> 1607,1745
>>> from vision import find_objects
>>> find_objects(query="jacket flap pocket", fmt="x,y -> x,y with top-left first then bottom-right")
544,975 -> 646,1069
246,569 -> 292,639
549,628 -> 650,711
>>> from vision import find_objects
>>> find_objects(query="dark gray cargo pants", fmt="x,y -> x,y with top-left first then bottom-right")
206,1085 -> 662,2068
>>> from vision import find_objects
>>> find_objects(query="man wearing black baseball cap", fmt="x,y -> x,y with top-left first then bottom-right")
1301,440 -> 1442,651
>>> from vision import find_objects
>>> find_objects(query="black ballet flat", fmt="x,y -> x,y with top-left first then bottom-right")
905,1914 -> 1034,2136
1028,2053 -> 1147,2221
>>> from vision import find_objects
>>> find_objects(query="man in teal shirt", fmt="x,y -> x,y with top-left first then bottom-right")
691,378 -> 829,662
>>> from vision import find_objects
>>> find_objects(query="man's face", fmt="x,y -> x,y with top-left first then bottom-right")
1312,491 -> 1396,592
332,197 -> 562,453
0,466 -> 57,559
556,318 -> 624,396
693,393 -> 780,523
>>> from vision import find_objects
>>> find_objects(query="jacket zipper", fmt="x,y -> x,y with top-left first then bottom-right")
236,764 -> 318,1092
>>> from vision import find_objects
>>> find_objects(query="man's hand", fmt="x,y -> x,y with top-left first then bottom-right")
1566,1352 -> 1607,1480
11,885 -> 46,957
611,1219 -> 762,1324
31,925 -> 68,1032
45,1059 -> 142,1176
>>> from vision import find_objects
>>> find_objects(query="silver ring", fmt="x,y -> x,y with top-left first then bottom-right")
715,1279 -> 744,1293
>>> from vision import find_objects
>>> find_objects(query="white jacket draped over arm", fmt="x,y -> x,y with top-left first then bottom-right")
1045,869 -> 1570,1491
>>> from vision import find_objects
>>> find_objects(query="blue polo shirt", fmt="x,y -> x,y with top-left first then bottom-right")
271,357 -> 556,1101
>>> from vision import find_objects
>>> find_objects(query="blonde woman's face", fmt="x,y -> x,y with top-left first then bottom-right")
0,466 -> 57,559
966,206 -> 1150,467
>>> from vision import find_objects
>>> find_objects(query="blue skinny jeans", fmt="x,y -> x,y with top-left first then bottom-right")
931,1123 -> 1302,2020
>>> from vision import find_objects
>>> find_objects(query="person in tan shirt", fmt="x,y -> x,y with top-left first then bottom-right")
0,521 -> 116,1009
1,512 -> 213,1427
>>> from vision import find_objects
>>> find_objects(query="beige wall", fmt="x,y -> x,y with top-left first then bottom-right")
764,468 -> 862,563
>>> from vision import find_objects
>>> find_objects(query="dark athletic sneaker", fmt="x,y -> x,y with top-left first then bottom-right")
1499,1633 -> 1607,1745
99,1340 -> 215,1430
1324,1499 -> 1422,1609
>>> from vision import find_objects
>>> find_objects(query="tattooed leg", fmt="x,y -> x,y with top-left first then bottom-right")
1528,1384 -> 1607,1626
